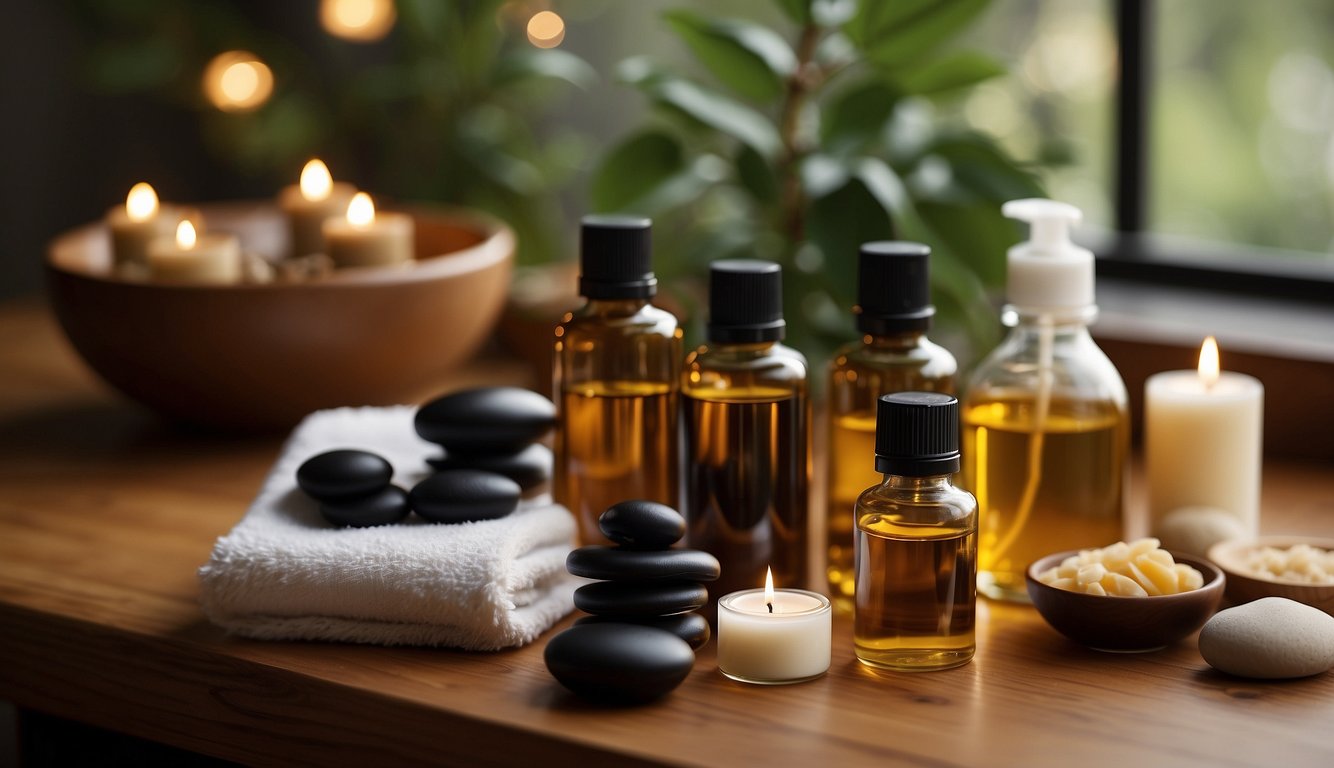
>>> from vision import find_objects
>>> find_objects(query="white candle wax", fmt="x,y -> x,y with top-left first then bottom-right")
1145,361 -> 1263,537
322,192 -> 414,268
717,588 -> 831,685
146,220 -> 242,285
279,159 -> 356,257
107,182 -> 182,269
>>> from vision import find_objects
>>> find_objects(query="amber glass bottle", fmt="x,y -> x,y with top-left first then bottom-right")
554,216 -> 682,544
855,392 -> 977,671
826,242 -> 956,611
684,260 -> 810,605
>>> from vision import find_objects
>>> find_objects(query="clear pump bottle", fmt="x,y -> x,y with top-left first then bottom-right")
855,392 -> 977,671
961,199 -> 1129,602
684,260 -> 810,604
554,216 -> 682,544
827,242 -> 957,610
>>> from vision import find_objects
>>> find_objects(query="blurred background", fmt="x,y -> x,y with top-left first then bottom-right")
4,0 -> 1332,362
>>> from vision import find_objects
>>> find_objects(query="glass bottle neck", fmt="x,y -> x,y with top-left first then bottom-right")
582,297 -> 652,316
1002,304 -> 1098,330
879,474 -> 954,491
861,331 -> 926,351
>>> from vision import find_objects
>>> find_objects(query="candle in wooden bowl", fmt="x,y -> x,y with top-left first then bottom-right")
717,568 -> 831,685
147,219 -> 242,284
278,159 -> 356,257
107,182 -> 182,270
1146,336 -> 1264,537
323,193 -> 414,268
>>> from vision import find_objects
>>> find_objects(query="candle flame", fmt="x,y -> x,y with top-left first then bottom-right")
347,192 -> 375,227
300,159 -> 333,202
764,567 -> 775,613
1198,336 -> 1220,389
176,219 -> 197,250
126,182 -> 159,222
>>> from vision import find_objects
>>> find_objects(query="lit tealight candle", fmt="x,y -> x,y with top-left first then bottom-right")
107,182 -> 182,270
717,568 -> 832,685
146,219 -> 242,284
278,159 -> 357,257
322,192 -> 414,268
1146,336 -> 1264,536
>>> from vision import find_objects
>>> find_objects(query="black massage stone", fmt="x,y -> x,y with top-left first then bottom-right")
575,612 -> 712,651
426,443 -> 553,491
566,546 -> 721,582
409,470 -> 520,524
320,485 -> 410,528
598,500 -> 686,550
296,449 -> 393,501
415,387 -> 556,455
573,580 -> 708,617
544,624 -> 695,704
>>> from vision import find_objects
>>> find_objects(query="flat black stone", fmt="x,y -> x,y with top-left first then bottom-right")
575,613 -> 711,651
573,580 -> 708,618
320,485 -> 410,528
544,624 -> 694,704
409,470 -> 520,524
566,547 -> 720,582
296,449 -> 392,501
599,500 -> 685,549
426,443 -> 552,490
415,387 -> 556,455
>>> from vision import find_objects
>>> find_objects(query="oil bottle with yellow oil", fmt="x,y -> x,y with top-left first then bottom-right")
826,242 -> 957,611
554,216 -> 682,544
961,199 -> 1129,602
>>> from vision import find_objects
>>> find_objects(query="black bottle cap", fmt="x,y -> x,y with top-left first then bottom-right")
874,392 -> 960,476
579,215 -> 657,299
855,241 -> 935,335
706,260 -> 785,343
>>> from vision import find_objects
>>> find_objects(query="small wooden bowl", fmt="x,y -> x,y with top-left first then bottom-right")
1026,551 -> 1225,652
1208,536 -> 1334,616
47,202 -> 514,431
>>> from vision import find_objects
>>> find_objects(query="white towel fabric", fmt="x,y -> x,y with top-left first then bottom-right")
198,405 -> 578,650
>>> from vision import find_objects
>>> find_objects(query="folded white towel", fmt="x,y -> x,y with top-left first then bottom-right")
198,405 -> 578,650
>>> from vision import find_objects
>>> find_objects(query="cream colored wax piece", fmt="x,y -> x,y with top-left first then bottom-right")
1038,538 -> 1203,596
1146,337 -> 1263,537
107,182 -> 182,269
717,582 -> 831,684
278,159 -> 357,257
146,220 -> 242,284
323,192 -> 414,268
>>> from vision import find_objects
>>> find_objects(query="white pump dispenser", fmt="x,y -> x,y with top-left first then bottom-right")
1002,198 -> 1094,311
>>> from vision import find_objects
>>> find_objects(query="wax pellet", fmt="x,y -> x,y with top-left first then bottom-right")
1102,572 -> 1149,597
1038,538 -> 1204,596
1175,564 -> 1204,591
1083,582 -> 1107,596
1077,563 -> 1107,585
1136,556 -> 1179,595
1050,578 -> 1077,591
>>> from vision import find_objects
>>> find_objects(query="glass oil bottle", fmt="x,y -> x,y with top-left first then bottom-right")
554,216 -> 682,544
827,242 -> 957,611
855,392 -> 977,671
962,199 -> 1128,602
683,260 -> 810,605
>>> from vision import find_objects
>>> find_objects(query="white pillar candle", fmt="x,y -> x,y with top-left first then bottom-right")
147,219 -> 242,284
717,570 -> 831,685
1146,336 -> 1264,537
322,192 -> 414,268
278,159 -> 357,257
107,182 -> 182,269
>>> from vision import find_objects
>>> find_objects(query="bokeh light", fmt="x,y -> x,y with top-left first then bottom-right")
320,0 -> 397,42
526,11 -> 565,48
202,51 -> 274,112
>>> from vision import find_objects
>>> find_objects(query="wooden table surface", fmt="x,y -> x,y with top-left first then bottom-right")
1,300 -> 1332,767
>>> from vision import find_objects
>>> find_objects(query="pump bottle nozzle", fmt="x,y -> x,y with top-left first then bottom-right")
1001,198 -> 1094,311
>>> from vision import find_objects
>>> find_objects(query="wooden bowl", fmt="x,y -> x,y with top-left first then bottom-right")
1208,536 -> 1334,616
1026,551 -> 1225,652
47,202 -> 514,431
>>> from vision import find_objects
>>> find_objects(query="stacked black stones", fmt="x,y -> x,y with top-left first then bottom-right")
545,501 -> 720,704
295,387 -> 555,528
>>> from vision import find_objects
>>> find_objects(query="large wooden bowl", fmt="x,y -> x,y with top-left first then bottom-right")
47,202 -> 514,431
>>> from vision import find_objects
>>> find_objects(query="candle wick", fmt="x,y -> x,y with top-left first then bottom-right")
767,601 -> 773,614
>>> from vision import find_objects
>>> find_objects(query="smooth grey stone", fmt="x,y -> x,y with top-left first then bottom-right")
409,470 -> 520,524
1199,597 -> 1334,679
574,580 -> 708,617
599,500 -> 685,549
296,449 -> 392,501
544,624 -> 694,704
567,546 -> 720,582
575,613 -> 711,651
415,387 -> 556,455
320,485 -> 409,528
426,444 -> 552,490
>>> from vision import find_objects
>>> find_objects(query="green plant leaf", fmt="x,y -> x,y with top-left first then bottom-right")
735,145 -> 779,203
916,201 -> 1015,286
896,51 -> 1006,95
639,76 -> 784,159
821,79 -> 898,153
811,0 -> 858,28
663,10 -> 796,102
86,39 -> 180,92
848,0 -> 992,70
926,134 -> 1046,201
806,176 -> 896,301
494,49 -> 597,90
774,0 -> 809,24
590,130 -> 687,212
